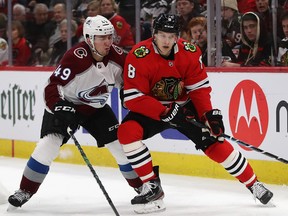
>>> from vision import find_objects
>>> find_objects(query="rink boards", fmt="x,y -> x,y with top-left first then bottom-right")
0,67 -> 288,185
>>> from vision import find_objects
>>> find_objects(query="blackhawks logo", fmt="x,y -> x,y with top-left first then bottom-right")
133,46 -> 150,58
151,77 -> 184,101
183,41 -> 197,52
116,21 -> 123,29
0,40 -> 7,51
280,50 -> 288,66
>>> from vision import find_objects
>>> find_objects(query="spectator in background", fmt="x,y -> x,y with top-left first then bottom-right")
13,3 -> 26,21
48,19 -> 78,66
277,11 -> 288,66
117,0 -> 135,31
237,0 -> 257,13
0,0 -> 18,14
280,0 -> 288,11
100,0 -> 135,51
176,0 -> 203,40
255,0 -> 285,42
222,12 -> 273,67
2,20 -> 32,66
26,0 -> 51,12
0,13 -> 7,40
140,0 -> 173,40
186,16 -> 236,66
86,0 -> 100,17
221,0 -> 242,50
25,3 -> 54,65
75,0 -> 100,41
0,37 -> 8,66
38,2 -> 66,65
73,0 -> 91,12
48,2 -> 66,49
140,14 -> 153,40
141,0 -> 172,22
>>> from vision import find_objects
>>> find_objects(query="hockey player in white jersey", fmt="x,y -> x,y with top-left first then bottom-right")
8,15 -> 143,209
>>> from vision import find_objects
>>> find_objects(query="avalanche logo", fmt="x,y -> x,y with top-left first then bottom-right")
229,80 -> 268,150
78,80 -> 109,107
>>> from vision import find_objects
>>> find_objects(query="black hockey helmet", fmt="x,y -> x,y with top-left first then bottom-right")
153,13 -> 180,35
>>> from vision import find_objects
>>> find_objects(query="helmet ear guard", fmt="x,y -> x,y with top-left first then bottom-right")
83,15 -> 115,52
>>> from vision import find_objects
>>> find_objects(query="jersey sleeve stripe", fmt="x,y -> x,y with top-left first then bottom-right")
123,88 -> 144,102
185,78 -> 210,93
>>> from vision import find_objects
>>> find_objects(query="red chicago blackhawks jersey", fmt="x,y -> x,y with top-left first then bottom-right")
123,38 -> 212,121
109,13 -> 135,48
44,41 -> 125,115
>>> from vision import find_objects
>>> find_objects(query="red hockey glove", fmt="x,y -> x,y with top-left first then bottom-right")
202,109 -> 225,142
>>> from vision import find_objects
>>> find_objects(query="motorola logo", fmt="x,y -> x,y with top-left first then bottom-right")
229,80 -> 269,150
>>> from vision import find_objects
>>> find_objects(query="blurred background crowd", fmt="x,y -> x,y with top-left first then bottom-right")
0,0 -> 287,67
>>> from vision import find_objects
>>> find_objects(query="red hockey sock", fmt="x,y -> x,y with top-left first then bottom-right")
204,140 -> 257,187
122,141 -> 156,183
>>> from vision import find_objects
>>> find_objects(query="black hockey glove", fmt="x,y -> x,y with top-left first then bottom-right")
160,102 -> 195,127
161,102 -> 184,126
53,100 -> 79,134
201,109 -> 225,142
161,102 -> 212,143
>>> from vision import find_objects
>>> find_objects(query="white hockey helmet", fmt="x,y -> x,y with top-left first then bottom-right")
83,15 -> 114,52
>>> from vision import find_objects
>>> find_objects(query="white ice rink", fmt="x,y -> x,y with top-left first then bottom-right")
0,156 -> 287,216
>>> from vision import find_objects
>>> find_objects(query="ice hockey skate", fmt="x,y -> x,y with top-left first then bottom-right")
131,177 -> 165,214
248,181 -> 273,205
134,185 -> 143,194
7,189 -> 31,210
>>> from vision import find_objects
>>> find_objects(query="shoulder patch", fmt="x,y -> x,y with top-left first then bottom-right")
0,39 -> 7,51
116,21 -> 123,29
182,41 -> 197,53
73,47 -> 88,59
133,45 -> 150,58
112,44 -> 123,55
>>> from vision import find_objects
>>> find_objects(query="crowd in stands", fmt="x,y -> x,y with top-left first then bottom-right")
0,0 -> 288,67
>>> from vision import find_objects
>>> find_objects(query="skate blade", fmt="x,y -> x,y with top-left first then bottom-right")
133,199 -> 166,214
265,199 -> 276,207
7,204 -> 18,212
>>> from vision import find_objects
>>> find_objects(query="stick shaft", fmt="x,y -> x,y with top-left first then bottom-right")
223,134 -> 288,164
187,119 -> 288,164
70,133 -> 120,216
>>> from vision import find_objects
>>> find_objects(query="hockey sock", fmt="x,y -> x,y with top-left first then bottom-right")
105,140 -> 143,188
204,140 -> 257,187
118,163 -> 143,188
122,141 -> 156,183
20,157 -> 49,194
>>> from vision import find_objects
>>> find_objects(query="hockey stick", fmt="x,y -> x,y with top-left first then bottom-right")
68,129 -> 120,216
222,134 -> 288,164
188,119 -> 288,164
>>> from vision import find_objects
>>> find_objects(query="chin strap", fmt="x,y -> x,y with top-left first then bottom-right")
92,48 -> 105,58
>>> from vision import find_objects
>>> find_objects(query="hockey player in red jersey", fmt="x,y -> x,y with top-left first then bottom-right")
117,13 -> 273,214
8,15 -> 143,209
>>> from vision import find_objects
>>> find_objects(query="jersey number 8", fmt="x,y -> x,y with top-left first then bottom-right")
127,64 -> 136,79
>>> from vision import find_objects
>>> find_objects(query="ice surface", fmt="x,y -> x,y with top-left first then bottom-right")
0,157 -> 287,216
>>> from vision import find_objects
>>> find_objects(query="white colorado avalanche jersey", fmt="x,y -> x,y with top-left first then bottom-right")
44,41 -> 125,115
